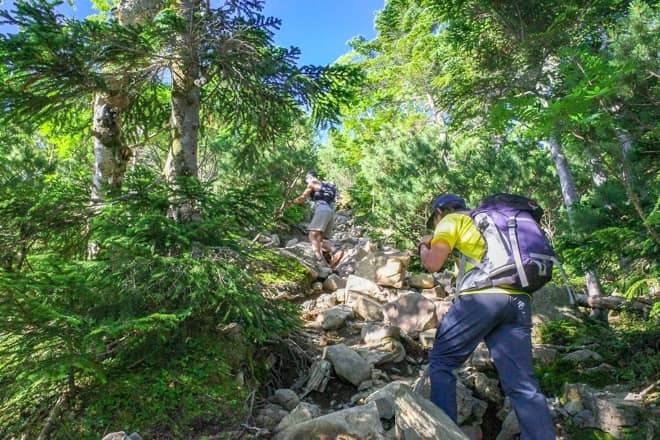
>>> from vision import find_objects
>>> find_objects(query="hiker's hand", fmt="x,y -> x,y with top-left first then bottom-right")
417,235 -> 432,254
285,200 -> 293,207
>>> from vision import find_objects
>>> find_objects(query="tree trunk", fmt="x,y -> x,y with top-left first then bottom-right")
91,87 -> 131,201
616,132 -> 660,246
91,0 -> 163,201
163,0 -> 201,223
548,134 -> 607,321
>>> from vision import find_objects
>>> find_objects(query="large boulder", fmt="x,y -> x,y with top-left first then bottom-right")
347,293 -> 384,321
355,251 -> 411,288
275,402 -> 322,433
273,401 -> 385,440
325,344 -> 373,386
531,285 -> 582,340
383,292 -> 437,336
365,381 -> 409,419
343,275 -> 383,301
316,305 -> 353,330
394,386 -> 470,440
409,273 -> 435,289
357,340 -> 407,366
376,258 -> 408,288
413,367 -> 488,425
562,383 -> 645,438
361,323 -> 401,345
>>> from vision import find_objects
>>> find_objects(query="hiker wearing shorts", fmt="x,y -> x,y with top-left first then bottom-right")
287,171 -> 343,268
418,194 -> 556,440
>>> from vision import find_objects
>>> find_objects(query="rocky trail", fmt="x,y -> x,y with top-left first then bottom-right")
241,211 -> 657,439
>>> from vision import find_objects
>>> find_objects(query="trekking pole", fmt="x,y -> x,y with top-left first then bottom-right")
551,256 -> 577,305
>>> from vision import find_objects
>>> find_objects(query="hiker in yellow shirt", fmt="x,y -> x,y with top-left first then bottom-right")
419,194 -> 555,440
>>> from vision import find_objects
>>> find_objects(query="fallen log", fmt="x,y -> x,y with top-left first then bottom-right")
574,294 -> 652,313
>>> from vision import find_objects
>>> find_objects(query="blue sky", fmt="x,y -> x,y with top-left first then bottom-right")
0,0 -> 383,65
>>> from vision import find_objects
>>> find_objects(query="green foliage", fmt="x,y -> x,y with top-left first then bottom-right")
0,160 -> 302,437
536,316 -> 660,396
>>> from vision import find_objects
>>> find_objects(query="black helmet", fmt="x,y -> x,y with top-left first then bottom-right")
426,194 -> 466,229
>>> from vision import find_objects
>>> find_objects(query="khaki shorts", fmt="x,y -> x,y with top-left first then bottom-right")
308,207 -> 334,238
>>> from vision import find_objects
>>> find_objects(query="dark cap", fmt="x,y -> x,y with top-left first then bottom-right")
426,194 -> 466,229
305,171 -> 318,179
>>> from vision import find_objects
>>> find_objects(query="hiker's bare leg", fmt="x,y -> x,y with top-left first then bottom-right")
309,230 -> 325,260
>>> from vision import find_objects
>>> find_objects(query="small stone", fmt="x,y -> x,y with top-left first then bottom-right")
269,389 -> 300,411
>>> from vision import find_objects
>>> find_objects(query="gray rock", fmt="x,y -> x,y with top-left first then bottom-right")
256,403 -> 290,430
345,274 -> 382,299
531,285 -> 582,341
434,300 -> 453,323
301,299 -> 315,311
323,274 -> 346,291
365,381 -> 409,419
563,383 -> 644,437
464,371 -> 503,405
270,389 -> 300,411
383,292 -> 437,335
275,402 -> 322,432
561,349 -> 603,363
495,410 -> 520,440
355,251 -> 410,288
418,329 -> 437,349
466,343 -> 495,371
564,400 -> 584,415
413,367 -> 487,425
101,433 -> 139,440
421,285 -> 448,299
394,386 -> 470,439
348,291 -> 385,321
315,292 -> 337,310
460,424 -> 483,440
376,258 -> 408,288
273,401 -> 385,440
532,345 -> 559,365
361,323 -> 401,345
357,340 -> 406,366
325,344 -> 373,386
409,273 -> 435,289
316,305 -> 353,330
585,363 -> 616,374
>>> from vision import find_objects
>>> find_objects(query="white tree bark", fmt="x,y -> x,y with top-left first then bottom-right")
548,134 -> 607,320
91,0 -> 163,200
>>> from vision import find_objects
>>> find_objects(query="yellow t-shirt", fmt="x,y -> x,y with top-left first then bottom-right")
431,212 -> 525,295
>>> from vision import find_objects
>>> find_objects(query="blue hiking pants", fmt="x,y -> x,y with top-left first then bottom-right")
428,293 -> 556,440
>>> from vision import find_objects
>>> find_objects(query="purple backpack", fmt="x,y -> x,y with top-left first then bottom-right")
456,194 -> 556,294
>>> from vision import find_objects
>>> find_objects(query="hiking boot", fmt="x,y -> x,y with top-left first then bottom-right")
330,249 -> 344,269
